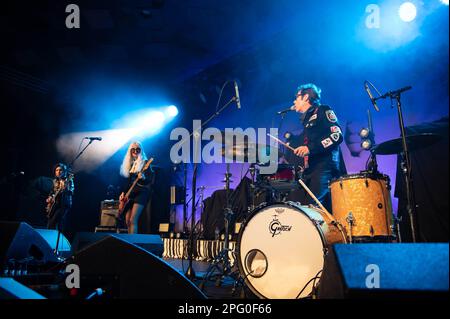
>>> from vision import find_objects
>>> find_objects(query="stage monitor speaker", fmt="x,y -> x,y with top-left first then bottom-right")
0,278 -> 46,299
318,243 -> 449,299
70,235 -> 207,299
71,232 -> 164,256
0,221 -> 58,267
34,228 -> 71,259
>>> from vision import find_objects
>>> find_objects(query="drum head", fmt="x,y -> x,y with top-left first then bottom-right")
237,203 -> 325,299
330,172 -> 390,185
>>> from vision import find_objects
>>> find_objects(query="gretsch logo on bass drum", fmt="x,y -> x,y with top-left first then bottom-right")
269,215 -> 292,237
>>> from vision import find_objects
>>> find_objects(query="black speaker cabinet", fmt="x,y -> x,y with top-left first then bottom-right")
318,243 -> 449,299
70,235 -> 206,299
0,221 -> 58,268
71,232 -> 164,256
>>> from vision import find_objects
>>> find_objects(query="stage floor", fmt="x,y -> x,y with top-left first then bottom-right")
163,258 -> 250,299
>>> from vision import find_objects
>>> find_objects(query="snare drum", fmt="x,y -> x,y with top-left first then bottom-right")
329,173 -> 394,241
257,164 -> 297,192
236,202 -> 346,299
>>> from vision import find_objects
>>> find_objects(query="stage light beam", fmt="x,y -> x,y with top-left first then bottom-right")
136,110 -> 166,134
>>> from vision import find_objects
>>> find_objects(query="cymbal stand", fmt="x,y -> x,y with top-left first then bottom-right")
200,163 -> 237,289
248,164 -> 257,211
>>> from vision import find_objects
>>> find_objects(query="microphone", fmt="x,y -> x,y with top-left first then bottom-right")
234,81 -> 241,109
364,81 -> 379,112
277,105 -> 295,115
84,137 -> 102,141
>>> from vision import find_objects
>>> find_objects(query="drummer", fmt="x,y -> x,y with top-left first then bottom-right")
285,83 -> 346,212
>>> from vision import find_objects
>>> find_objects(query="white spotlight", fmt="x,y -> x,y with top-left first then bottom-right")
399,2 -> 417,22
166,105 -> 179,117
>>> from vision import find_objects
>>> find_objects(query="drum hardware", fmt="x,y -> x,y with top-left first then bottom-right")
345,212 -> 354,244
394,216 -> 402,243
200,163 -> 238,289
312,219 -> 324,227
330,220 -> 347,243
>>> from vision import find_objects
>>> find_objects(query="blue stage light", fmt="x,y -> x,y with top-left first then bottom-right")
399,2 -> 417,22
166,105 -> 179,117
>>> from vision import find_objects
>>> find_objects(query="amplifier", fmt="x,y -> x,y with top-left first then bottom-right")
100,200 -> 120,227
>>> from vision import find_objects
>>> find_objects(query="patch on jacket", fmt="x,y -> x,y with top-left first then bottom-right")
330,126 -> 341,133
321,138 -> 333,148
325,110 -> 337,123
331,132 -> 341,142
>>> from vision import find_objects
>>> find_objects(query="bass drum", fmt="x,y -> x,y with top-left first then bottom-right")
236,202 -> 346,299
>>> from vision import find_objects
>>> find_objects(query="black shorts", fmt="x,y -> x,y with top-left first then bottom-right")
129,186 -> 151,206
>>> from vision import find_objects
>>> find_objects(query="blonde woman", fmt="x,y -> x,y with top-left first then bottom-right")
119,141 -> 152,234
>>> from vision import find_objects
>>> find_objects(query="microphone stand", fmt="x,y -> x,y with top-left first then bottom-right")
69,139 -> 95,167
52,139 -> 97,259
183,162 -> 188,233
184,92 -> 239,280
374,86 -> 417,242
366,109 -> 379,174
277,112 -> 287,158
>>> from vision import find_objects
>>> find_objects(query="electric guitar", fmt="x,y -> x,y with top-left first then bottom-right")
46,173 -> 74,219
118,158 -> 154,215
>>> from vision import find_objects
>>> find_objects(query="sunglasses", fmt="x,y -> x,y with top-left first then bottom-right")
131,148 -> 141,153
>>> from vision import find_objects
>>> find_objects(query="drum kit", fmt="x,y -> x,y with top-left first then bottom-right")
192,83 -> 442,299
221,133 -> 441,299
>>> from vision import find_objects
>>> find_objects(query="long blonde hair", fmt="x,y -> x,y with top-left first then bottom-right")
120,141 -> 148,178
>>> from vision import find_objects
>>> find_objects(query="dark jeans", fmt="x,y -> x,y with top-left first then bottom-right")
47,206 -> 70,232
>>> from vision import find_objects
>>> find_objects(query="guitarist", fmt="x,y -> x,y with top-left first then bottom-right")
119,141 -> 152,234
46,163 -> 74,231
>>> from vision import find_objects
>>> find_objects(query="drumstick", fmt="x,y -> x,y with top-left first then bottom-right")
267,133 -> 296,152
297,178 -> 332,217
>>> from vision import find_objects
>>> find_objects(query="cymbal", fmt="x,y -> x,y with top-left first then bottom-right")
373,133 -> 442,155
220,143 -> 282,162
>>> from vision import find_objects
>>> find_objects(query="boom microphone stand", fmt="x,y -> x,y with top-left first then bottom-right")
373,86 -> 417,242
183,81 -> 241,280
52,138 -> 98,258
